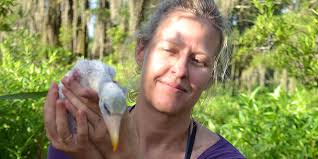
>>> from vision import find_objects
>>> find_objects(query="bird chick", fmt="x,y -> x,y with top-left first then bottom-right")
99,82 -> 127,151
58,59 -> 127,152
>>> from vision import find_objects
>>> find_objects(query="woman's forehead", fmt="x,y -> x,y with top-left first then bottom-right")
151,10 -> 221,56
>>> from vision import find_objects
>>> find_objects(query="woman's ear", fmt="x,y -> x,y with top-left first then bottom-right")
135,40 -> 145,67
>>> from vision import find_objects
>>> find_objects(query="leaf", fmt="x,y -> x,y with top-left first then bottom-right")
270,86 -> 281,100
0,91 -> 48,100
250,86 -> 261,100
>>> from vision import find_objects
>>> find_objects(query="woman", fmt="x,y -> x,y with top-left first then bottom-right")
44,0 -> 245,158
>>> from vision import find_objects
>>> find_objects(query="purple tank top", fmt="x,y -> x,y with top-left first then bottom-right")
197,135 -> 245,159
47,135 -> 245,159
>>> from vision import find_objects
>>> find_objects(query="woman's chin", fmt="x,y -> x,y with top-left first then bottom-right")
152,100 -> 186,115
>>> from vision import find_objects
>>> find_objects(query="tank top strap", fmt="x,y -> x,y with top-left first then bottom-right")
184,120 -> 197,159
128,105 -> 136,113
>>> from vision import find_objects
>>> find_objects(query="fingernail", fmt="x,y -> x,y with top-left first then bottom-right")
66,76 -> 71,83
56,99 -> 62,105
50,82 -> 56,88
73,71 -> 80,81
69,74 -> 74,81
77,110 -> 83,119
64,102 -> 70,110
61,77 -> 68,85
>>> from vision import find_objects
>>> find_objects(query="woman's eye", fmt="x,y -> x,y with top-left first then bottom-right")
191,58 -> 207,67
162,48 -> 177,54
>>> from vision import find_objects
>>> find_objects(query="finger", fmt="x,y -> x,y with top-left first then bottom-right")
64,99 -> 98,129
76,110 -> 89,146
62,86 -> 86,110
66,101 -> 109,150
62,75 -> 100,115
88,121 -> 95,139
72,69 -> 81,81
76,87 -> 100,115
62,71 -> 99,103
61,73 -> 97,103
78,88 -> 99,103
64,99 -> 78,118
62,76 -> 99,114
62,87 -> 102,126
44,83 -> 58,141
56,100 -> 72,144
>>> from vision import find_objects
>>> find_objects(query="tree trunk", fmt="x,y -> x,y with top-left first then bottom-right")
109,0 -> 123,25
60,0 -> 73,50
47,0 -> 61,46
91,0 -> 109,59
128,0 -> 144,34
19,0 -> 40,32
73,0 -> 88,56
127,0 -> 161,34
39,0 -> 61,46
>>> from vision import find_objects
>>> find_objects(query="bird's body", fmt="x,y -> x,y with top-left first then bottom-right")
58,59 -> 127,151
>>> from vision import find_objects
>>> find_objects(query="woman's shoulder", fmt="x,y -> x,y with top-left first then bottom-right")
193,121 -> 245,159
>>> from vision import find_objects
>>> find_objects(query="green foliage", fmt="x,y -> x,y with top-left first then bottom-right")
234,1 -> 318,88
0,0 -> 14,17
0,30 -> 72,159
193,86 -> 318,159
0,29 -> 74,65
107,26 -> 129,56
59,26 -> 73,48
0,0 -> 15,31
272,11 -> 318,88
0,1 -> 317,159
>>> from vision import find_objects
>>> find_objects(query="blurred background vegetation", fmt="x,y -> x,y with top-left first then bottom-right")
0,0 -> 317,158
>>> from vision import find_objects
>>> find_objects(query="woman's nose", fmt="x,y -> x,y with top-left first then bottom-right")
170,55 -> 189,79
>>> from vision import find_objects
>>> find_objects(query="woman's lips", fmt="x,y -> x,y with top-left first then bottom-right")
159,80 -> 188,93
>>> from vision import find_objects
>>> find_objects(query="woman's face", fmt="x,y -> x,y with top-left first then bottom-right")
137,10 -> 221,115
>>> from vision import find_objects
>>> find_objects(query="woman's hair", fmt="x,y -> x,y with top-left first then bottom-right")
136,0 -> 231,83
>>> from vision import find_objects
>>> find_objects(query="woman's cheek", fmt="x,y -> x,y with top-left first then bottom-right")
149,53 -> 170,73
189,69 -> 210,90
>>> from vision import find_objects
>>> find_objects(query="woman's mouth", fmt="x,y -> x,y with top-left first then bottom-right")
158,80 -> 188,93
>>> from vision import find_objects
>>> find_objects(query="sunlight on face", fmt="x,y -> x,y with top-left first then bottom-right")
139,10 -> 221,115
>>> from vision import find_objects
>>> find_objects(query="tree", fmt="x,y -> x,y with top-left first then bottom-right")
72,0 -> 88,56
91,0 -> 110,58
60,0 -> 73,50
39,0 -> 61,46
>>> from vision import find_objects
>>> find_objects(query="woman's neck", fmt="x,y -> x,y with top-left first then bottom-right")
131,95 -> 192,154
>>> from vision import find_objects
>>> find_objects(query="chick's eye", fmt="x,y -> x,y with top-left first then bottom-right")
103,104 -> 111,114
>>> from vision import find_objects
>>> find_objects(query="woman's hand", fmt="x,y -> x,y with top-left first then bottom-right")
60,73 -> 113,157
44,83 -> 104,159
61,72 -> 137,159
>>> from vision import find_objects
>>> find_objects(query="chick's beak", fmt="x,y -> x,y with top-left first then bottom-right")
103,114 -> 123,152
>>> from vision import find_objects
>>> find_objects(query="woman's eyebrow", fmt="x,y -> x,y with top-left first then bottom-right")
160,39 -> 183,46
192,49 -> 210,56
160,38 -> 211,57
